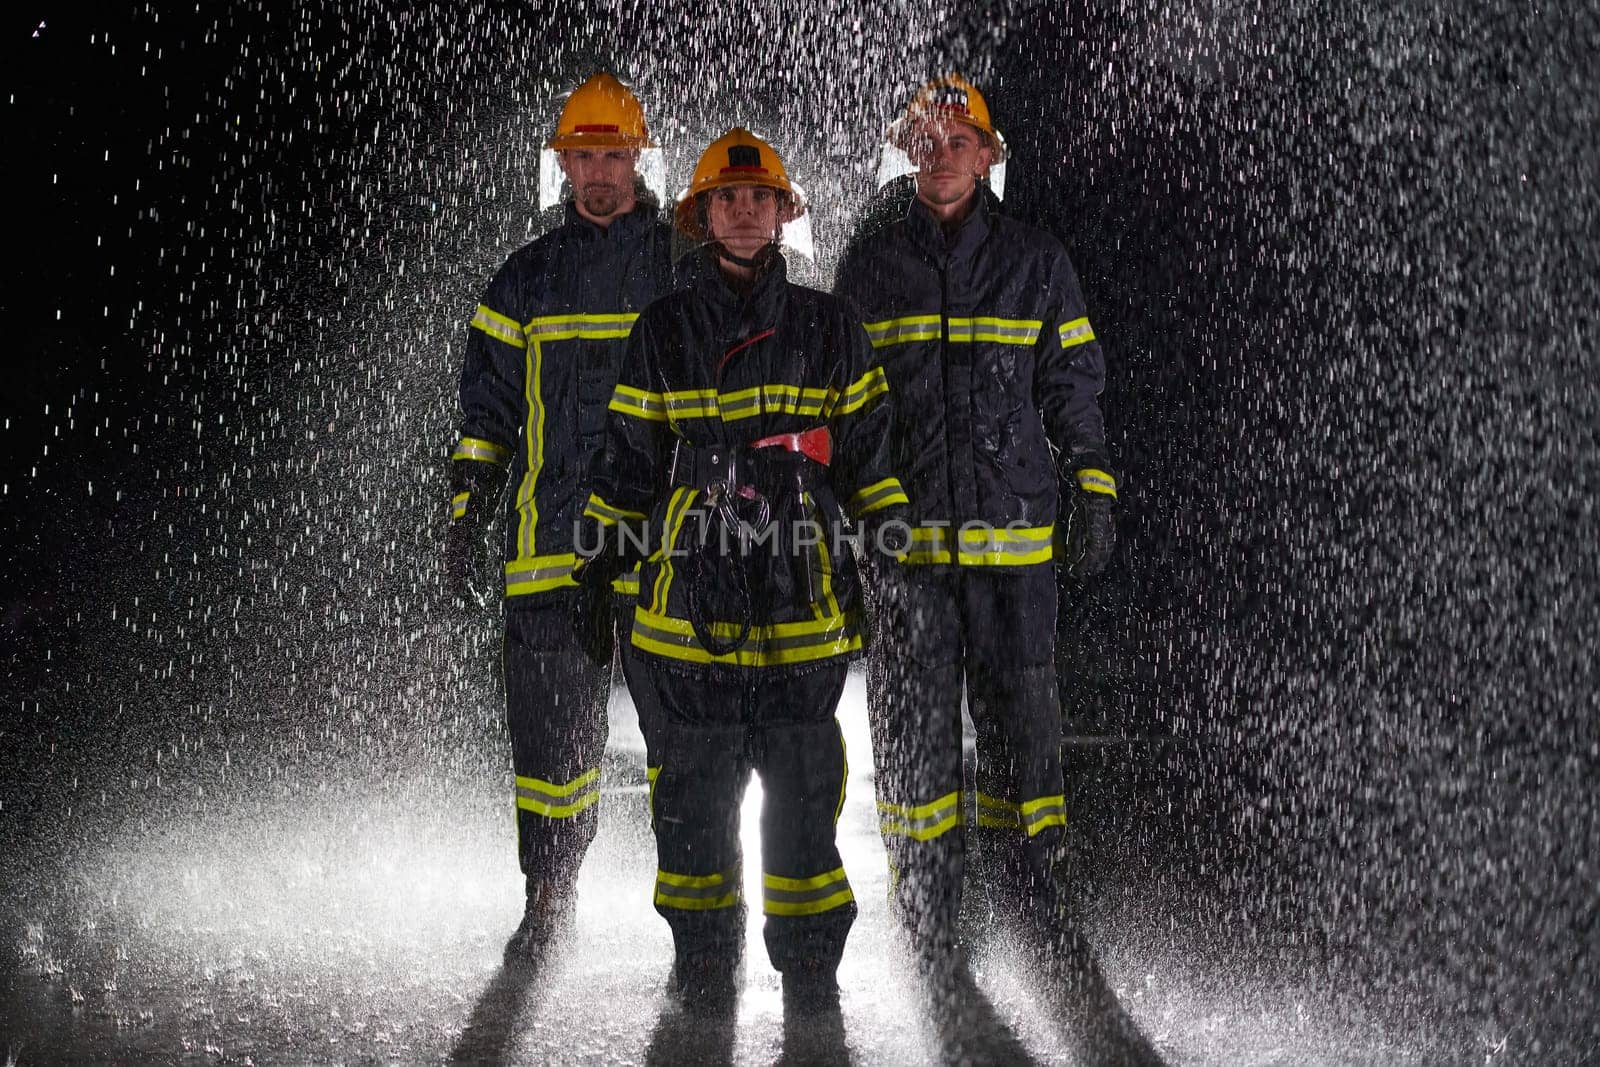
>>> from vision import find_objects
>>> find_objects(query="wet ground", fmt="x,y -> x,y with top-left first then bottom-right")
0,673 -> 1481,1064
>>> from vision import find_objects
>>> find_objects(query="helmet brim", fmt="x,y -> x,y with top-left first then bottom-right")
546,132 -> 655,151
885,114 -> 1007,164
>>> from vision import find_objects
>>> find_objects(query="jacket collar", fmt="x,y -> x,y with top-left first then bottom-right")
905,185 -> 995,262
563,191 -> 660,243
689,246 -> 788,321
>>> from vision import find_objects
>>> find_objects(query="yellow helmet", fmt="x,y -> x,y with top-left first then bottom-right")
674,127 -> 802,238
889,73 -> 1007,162
547,73 -> 653,151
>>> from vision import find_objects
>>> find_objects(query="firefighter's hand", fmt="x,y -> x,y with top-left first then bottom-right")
1061,492 -> 1116,578
444,519 -> 491,609
570,555 -> 620,665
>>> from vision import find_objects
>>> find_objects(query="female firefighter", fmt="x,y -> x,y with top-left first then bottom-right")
575,128 -> 907,1010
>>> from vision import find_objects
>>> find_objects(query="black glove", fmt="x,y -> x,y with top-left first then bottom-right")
444,517 -> 493,609
1062,492 -> 1116,578
1061,458 -> 1118,579
570,553 -> 624,665
444,459 -> 509,610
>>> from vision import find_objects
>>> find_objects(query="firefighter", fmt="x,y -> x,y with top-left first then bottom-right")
576,128 -> 908,1010
833,75 -> 1119,965
442,72 -> 675,964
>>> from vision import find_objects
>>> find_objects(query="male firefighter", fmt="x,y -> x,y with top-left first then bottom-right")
577,128 -> 908,1011
833,75 -> 1118,966
443,73 -> 675,963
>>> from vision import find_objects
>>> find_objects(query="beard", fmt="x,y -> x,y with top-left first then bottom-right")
579,182 -> 624,217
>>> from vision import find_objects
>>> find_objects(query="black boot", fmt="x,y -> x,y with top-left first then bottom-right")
503,879 -> 576,968
666,952 -> 742,1016
780,959 -> 840,1014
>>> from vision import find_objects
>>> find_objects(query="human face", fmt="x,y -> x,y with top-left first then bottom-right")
903,118 -> 995,211
558,148 -> 639,224
705,183 -> 785,261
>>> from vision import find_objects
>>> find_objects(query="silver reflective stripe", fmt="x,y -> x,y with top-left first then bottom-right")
947,317 -> 1042,344
471,306 -> 526,348
1024,798 -> 1067,832
1059,318 -> 1095,347
852,482 -> 903,511
657,880 -> 734,902
632,617 -> 848,655
764,875 -> 849,904
506,562 -> 575,588
880,797 -> 959,836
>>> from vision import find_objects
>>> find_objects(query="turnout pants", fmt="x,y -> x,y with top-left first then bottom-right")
866,564 -> 1068,949
637,658 -> 857,974
503,597 -> 612,891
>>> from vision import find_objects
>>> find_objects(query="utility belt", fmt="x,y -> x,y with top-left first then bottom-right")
665,426 -> 834,655
668,426 -> 832,494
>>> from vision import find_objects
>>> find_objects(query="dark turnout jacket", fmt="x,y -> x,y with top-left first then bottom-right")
450,198 -> 676,600
582,252 -> 908,670
833,190 -> 1108,568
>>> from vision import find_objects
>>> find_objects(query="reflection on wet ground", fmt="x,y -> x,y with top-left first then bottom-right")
0,674 -> 1446,1064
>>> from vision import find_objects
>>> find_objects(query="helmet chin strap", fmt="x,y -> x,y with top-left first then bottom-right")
710,240 -> 782,270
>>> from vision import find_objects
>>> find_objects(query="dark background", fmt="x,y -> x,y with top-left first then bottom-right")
3,1 -> 1596,1059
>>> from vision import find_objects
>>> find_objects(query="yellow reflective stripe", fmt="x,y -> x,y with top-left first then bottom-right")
846,478 -> 909,517
663,389 -> 721,421
450,492 -> 470,520
471,304 -> 527,348
835,726 -> 848,825
451,436 -> 513,465
608,384 -> 668,422
975,792 -> 1022,829
611,566 -> 641,596
902,524 -> 1054,566
1059,317 -> 1095,348
649,488 -> 696,614
655,867 -> 742,911
504,553 -> 577,595
646,764 -> 660,822
863,314 -> 941,348
514,338 -> 548,557
630,606 -> 859,668
878,791 -> 961,841
719,384 -> 831,422
1022,794 -> 1067,836
762,867 -> 854,917
523,312 -> 639,341
1077,468 -> 1118,497
583,492 -> 646,526
800,491 -> 840,621
515,769 -> 600,818
834,365 -> 890,416
977,793 -> 1068,835
947,316 -> 1042,345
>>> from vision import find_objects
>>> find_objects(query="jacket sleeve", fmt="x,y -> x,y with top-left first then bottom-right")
827,307 -> 909,525
1033,243 -> 1116,497
579,310 -> 671,561
830,244 -> 871,320
449,257 -> 525,524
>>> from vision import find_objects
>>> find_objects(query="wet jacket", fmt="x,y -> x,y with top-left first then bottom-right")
450,198 -> 675,600
833,190 -> 1109,568
582,251 -> 908,671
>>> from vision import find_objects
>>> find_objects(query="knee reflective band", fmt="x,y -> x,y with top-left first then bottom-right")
515,769 -> 601,819
646,765 -> 660,821
763,868 -> 854,917
975,792 -> 1067,836
655,867 -> 742,911
878,791 -> 961,841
